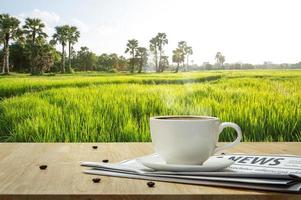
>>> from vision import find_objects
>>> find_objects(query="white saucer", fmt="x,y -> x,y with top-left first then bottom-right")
137,154 -> 234,172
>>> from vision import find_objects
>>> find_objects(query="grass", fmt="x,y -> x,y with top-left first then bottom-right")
0,70 -> 300,142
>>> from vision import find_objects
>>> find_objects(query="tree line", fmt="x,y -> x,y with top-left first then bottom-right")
124,33 -> 197,73
0,13 -> 129,74
0,13 -> 200,74
0,14 -> 75,74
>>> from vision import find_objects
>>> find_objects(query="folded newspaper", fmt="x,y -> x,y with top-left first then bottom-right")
81,153 -> 301,193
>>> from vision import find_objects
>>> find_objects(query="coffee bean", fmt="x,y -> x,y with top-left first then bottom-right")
221,152 -> 226,155
147,181 -> 155,187
92,146 -> 98,149
39,165 -> 47,170
102,159 -> 109,163
92,178 -> 101,183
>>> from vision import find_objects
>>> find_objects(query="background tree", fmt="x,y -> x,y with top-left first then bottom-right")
125,39 -> 138,73
116,56 -> 129,71
32,43 -> 55,73
23,18 -> 48,74
96,53 -> 128,72
66,25 -> 80,73
73,46 -> 97,71
0,30 -> 3,71
48,48 -> 61,72
149,37 -> 158,72
9,42 -> 29,72
215,52 -> 221,68
215,52 -> 225,69
172,48 -> 184,73
184,45 -> 193,71
136,47 -> 148,73
23,18 -> 47,46
51,25 -> 69,73
97,53 -> 113,71
220,55 -> 225,68
0,14 -> 23,74
156,33 -> 168,72
159,55 -> 169,72
0,50 -> 2,71
204,62 -> 213,70
177,41 -> 187,70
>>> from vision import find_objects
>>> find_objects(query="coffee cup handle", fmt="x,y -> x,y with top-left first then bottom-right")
214,122 -> 242,154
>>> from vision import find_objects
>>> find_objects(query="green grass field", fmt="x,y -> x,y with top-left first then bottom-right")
0,70 -> 300,142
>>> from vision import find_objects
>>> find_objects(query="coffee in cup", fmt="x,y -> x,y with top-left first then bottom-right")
150,116 -> 242,165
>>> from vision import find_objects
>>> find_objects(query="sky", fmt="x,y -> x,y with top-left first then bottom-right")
1,0 -> 301,65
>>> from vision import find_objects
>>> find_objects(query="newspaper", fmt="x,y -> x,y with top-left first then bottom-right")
81,153 -> 301,193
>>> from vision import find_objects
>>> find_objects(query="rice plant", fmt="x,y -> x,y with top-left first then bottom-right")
0,70 -> 300,142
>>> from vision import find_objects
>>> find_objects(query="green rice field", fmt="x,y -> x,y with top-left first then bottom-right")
0,70 -> 300,142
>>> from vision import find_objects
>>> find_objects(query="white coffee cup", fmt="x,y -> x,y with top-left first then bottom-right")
150,116 -> 242,165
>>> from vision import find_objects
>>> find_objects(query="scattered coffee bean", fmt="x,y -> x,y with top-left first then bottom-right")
92,146 -> 98,149
92,178 -> 101,183
221,152 -> 226,155
39,165 -> 47,170
102,159 -> 109,163
147,181 -> 155,187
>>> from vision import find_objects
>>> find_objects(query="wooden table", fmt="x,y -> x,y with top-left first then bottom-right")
0,143 -> 300,200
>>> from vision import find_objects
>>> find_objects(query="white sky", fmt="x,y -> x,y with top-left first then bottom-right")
2,0 -> 301,64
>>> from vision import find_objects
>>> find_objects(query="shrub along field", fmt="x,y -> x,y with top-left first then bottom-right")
0,70 -> 300,142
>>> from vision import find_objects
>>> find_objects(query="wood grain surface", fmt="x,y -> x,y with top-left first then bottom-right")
0,142 -> 300,200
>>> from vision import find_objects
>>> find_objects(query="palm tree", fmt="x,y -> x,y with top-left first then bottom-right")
215,52 -> 225,68
220,55 -> 225,68
215,52 -> 221,64
172,48 -> 184,73
136,47 -> 148,73
66,26 -> 80,73
156,33 -> 168,72
51,25 -> 69,73
184,46 -> 193,71
125,39 -> 138,73
23,18 -> 47,46
178,41 -> 187,70
0,14 -> 22,74
23,18 -> 47,74
149,37 -> 158,72
0,27 -> 3,70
